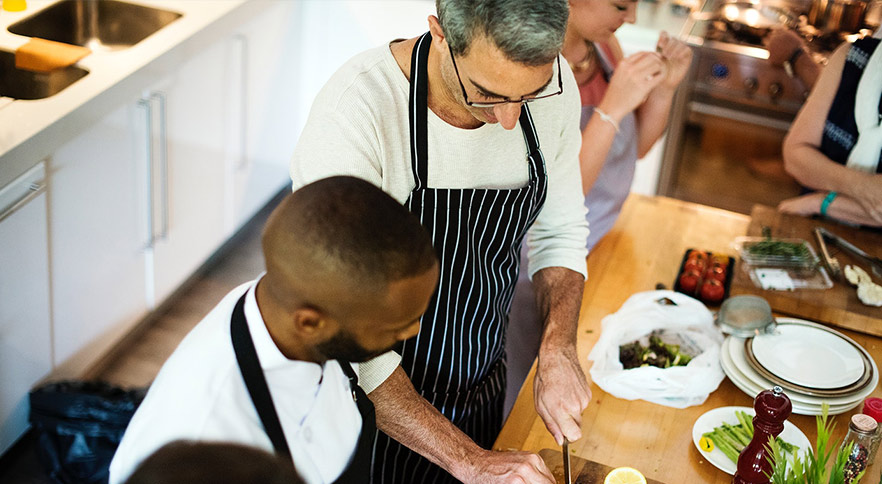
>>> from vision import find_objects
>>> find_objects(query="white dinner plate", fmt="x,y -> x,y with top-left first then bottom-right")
751,323 -> 866,389
692,406 -> 812,475
720,338 -> 864,415
726,337 -> 873,407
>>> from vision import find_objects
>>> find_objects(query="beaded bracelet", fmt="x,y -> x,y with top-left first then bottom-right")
594,108 -> 620,133
820,191 -> 837,216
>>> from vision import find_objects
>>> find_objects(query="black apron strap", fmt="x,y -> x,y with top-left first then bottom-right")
231,291 -> 375,483
332,362 -> 376,484
230,293 -> 292,459
408,32 -> 433,190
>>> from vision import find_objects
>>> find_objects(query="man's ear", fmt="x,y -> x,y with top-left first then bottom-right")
290,307 -> 338,343
427,15 -> 447,51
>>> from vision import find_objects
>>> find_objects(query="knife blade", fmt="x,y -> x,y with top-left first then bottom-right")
562,439 -> 572,484
818,227 -> 882,279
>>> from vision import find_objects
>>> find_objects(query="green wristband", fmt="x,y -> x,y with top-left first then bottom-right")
820,191 -> 837,216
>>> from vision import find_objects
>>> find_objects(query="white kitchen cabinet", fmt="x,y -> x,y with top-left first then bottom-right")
147,40 -> 229,304
225,1 -> 302,230
49,102 -> 151,377
0,163 -> 52,454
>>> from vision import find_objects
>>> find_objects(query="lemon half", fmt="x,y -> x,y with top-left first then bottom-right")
604,467 -> 647,484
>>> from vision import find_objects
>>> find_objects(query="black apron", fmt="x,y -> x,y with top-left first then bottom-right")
371,32 -> 548,484
230,292 -> 375,484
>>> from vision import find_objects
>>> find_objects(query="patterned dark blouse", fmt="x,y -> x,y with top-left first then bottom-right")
820,37 -> 882,173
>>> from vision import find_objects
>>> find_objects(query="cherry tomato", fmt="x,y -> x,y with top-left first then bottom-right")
678,270 -> 702,294
704,265 -> 727,283
687,250 -> 709,261
700,278 -> 725,303
684,258 -> 707,274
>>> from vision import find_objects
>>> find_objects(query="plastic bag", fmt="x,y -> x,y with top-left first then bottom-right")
587,290 -> 725,408
29,381 -> 147,484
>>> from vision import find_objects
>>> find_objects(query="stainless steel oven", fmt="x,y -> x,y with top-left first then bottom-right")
657,0 -> 870,214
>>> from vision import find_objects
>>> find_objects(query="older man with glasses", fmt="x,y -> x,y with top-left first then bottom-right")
291,1 -> 590,483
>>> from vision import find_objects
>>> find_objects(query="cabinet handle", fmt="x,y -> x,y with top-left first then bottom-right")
138,97 -> 155,250
233,34 -> 249,171
151,91 -> 170,240
0,181 -> 46,224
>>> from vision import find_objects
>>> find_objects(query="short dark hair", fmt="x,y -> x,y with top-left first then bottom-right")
124,440 -> 304,484
275,176 -> 437,288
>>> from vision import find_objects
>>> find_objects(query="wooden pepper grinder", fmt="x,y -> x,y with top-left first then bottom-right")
733,386 -> 792,484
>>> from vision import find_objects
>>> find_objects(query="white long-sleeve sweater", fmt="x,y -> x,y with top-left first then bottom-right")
290,41 -> 589,392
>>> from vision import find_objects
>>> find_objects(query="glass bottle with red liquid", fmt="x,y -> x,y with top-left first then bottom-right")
733,386 -> 792,484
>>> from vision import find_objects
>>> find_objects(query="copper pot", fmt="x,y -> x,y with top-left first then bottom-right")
808,0 -> 869,33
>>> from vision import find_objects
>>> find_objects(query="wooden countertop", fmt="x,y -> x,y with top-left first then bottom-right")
495,194 -> 882,483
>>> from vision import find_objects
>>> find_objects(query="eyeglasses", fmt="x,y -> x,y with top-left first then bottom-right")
447,44 -> 564,108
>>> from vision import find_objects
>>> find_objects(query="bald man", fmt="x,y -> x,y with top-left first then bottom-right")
109,176 -> 439,484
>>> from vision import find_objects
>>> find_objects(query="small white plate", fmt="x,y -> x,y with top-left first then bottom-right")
692,406 -> 812,475
752,324 -> 866,389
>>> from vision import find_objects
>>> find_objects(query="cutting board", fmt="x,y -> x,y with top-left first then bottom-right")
729,205 -> 882,336
539,448 -> 666,484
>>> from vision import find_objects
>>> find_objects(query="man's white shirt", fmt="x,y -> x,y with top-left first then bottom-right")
109,279 -> 362,484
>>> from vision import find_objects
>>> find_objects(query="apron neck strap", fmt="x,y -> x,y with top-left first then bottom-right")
230,293 -> 292,459
408,32 -> 432,190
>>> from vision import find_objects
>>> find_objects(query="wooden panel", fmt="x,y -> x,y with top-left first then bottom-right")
729,205 -> 882,337
539,448 -> 666,484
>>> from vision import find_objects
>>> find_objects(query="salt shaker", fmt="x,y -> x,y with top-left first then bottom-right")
733,386 -> 792,484
842,414 -> 877,483
861,397 -> 882,467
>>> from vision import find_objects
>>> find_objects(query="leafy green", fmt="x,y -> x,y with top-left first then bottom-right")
618,334 -> 692,369
766,403 -> 865,484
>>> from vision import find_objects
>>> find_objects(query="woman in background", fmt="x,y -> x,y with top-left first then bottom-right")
777,33 -> 882,227
563,0 -> 692,248
505,0 -> 692,414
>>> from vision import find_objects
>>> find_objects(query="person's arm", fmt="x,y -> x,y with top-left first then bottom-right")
522,62 -> 592,445
531,267 -> 591,445
578,42 -> 666,195
778,191 -> 882,227
370,367 -> 555,484
635,31 -> 693,158
782,42 -> 882,224
766,29 -> 821,89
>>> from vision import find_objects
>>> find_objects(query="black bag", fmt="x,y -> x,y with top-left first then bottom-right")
29,381 -> 147,484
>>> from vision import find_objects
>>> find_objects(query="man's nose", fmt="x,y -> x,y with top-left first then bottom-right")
493,103 -> 522,130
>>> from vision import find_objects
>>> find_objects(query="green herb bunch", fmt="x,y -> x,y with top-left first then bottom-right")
766,404 -> 865,484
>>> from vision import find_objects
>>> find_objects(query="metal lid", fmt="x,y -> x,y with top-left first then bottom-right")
851,414 -> 878,433
716,295 -> 776,337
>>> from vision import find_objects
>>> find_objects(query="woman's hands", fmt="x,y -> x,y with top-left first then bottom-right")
596,51 -> 666,122
595,31 -> 691,123
656,31 -> 693,90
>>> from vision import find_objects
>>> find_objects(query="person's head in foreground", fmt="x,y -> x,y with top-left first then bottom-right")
124,440 -> 305,484
257,175 -> 440,364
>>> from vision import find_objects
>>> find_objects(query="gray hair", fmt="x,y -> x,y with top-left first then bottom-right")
437,0 -> 568,66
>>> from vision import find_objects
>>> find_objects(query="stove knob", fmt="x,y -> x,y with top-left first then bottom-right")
768,82 -> 783,100
743,77 -> 759,94
711,63 -> 729,79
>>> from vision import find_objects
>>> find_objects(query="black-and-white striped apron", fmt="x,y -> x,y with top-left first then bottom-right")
371,32 -> 548,484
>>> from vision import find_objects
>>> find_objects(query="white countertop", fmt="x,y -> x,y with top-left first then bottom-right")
0,0 -> 252,188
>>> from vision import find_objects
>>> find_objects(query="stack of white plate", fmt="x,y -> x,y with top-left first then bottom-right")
720,317 -> 878,415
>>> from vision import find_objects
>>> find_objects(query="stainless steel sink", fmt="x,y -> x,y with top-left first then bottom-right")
8,0 -> 182,51
0,50 -> 88,99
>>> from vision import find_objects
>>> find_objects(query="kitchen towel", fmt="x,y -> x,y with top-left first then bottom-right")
15,38 -> 91,73
847,39 -> 882,173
